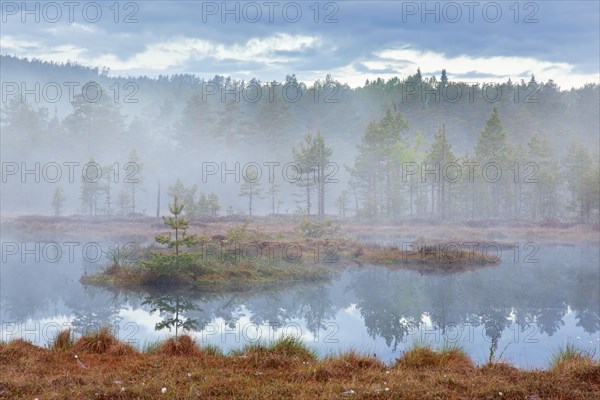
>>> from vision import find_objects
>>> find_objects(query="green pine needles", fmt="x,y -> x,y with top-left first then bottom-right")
143,193 -> 199,278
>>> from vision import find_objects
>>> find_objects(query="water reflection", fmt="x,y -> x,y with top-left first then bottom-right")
142,292 -> 201,337
1,245 -> 598,368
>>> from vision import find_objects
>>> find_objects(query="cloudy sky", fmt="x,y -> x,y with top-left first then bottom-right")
1,1 -> 599,88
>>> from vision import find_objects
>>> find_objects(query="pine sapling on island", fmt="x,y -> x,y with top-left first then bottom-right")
143,193 -> 199,280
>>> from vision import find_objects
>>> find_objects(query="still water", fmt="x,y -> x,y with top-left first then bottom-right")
1,244 -> 598,369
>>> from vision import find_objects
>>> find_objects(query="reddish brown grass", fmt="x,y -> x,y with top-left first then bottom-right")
73,327 -> 117,354
156,335 -> 201,357
106,341 -> 139,356
50,329 -> 74,351
395,346 -> 474,371
1,337 -> 598,399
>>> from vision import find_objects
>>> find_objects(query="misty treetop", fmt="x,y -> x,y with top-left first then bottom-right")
1,56 -> 598,221
3,55 -> 598,157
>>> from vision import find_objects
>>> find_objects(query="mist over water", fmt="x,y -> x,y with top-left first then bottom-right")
1,242 -> 598,368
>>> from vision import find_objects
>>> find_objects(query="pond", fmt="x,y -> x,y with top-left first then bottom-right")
1,243 -> 598,369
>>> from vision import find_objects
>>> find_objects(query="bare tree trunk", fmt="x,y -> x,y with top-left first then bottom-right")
306,173 -> 311,218
319,164 -> 325,219
156,180 -> 161,218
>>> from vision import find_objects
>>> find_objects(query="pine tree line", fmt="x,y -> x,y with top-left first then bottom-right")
347,108 -> 599,222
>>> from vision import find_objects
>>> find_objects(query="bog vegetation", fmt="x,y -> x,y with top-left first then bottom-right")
1,329 -> 598,399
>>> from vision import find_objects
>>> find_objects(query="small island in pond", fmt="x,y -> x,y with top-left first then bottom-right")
81,195 -> 502,290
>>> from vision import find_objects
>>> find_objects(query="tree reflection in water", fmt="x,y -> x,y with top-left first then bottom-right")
142,293 -> 200,338
1,245 -> 598,365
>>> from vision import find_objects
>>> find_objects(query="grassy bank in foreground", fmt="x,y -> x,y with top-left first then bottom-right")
1,330 -> 598,399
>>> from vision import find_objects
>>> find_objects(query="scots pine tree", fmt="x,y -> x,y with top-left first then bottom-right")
142,193 -> 198,278
52,187 -> 66,216
239,168 -> 263,217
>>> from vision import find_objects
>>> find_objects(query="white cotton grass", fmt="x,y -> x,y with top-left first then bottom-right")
74,354 -> 88,369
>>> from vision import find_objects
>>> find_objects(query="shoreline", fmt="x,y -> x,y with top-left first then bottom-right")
1,332 -> 598,399
3,215 -> 598,246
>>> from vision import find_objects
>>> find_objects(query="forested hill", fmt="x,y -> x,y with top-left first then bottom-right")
1,54 -> 598,159
1,55 -> 598,220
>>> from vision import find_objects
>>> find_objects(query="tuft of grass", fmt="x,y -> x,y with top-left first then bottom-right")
201,343 -> 224,357
50,329 -> 74,351
230,342 -> 268,357
439,341 -> 464,353
73,327 -> 117,354
107,341 -> 139,356
309,350 -> 384,381
232,336 -> 316,369
270,335 -> 316,360
2,338 -> 41,359
142,338 -> 163,354
157,335 -> 200,356
395,342 -> 473,370
549,342 -> 597,370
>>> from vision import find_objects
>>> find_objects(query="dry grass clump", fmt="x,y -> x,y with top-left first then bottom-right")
548,342 -> 600,382
2,338 -> 42,360
81,265 -> 156,286
73,327 -> 117,354
354,242 -> 499,269
156,335 -> 201,356
233,336 -> 316,369
395,344 -> 473,370
106,341 -> 139,356
562,360 -> 600,382
269,336 -> 316,360
142,338 -> 162,354
324,350 -> 384,372
201,343 -> 224,357
480,360 -> 522,379
308,350 -> 384,381
549,342 -> 596,370
50,329 -> 74,351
